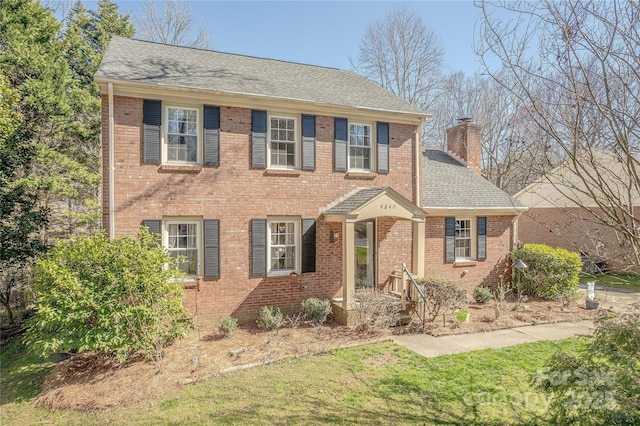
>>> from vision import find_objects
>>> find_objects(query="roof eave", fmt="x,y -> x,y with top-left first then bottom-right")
94,76 -> 430,125
422,206 -> 528,216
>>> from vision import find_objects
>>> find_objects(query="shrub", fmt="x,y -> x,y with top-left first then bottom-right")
256,306 -> 283,330
300,298 -> 332,325
24,229 -> 194,363
510,244 -> 582,301
350,290 -> 402,331
535,303 -> 640,425
416,277 -> 466,322
473,286 -> 493,303
217,316 -> 238,337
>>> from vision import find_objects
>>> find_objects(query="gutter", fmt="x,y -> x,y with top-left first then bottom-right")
108,82 -> 115,238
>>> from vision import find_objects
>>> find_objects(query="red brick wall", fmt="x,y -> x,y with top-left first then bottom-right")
103,96 -> 419,326
519,207 -> 640,273
446,122 -> 482,176
424,215 -> 514,296
377,218 -> 414,290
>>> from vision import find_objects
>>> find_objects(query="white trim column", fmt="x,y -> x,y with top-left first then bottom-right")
342,217 -> 356,310
412,219 -> 425,276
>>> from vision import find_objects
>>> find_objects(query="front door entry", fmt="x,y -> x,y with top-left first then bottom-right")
354,220 -> 375,290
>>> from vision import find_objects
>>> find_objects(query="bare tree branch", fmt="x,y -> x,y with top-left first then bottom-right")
134,0 -> 210,49
478,0 -> 640,269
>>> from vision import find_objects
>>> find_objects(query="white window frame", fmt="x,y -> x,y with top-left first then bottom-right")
163,105 -> 202,165
348,122 -> 374,172
163,218 -> 202,278
267,114 -> 299,169
454,218 -> 475,261
267,217 -> 301,277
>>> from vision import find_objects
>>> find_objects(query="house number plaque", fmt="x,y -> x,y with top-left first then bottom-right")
380,203 -> 397,210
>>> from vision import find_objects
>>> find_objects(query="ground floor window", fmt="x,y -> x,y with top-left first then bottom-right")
268,219 -> 298,275
455,219 -> 471,260
165,220 -> 200,276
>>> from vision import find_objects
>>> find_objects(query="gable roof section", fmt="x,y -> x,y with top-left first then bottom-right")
422,150 -> 525,214
95,37 -> 427,120
322,187 -> 426,222
514,150 -> 640,208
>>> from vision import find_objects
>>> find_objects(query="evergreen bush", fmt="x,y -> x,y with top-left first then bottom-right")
300,298 -> 332,325
510,244 -> 582,301
25,228 -> 194,362
256,306 -> 283,330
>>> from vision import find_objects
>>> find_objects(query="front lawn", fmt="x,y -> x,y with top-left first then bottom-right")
580,273 -> 640,292
1,338 -> 586,425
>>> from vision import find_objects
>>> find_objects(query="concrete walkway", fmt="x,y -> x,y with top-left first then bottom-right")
393,320 -> 595,358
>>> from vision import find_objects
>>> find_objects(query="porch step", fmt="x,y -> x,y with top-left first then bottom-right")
395,313 -> 413,326
388,290 -> 403,299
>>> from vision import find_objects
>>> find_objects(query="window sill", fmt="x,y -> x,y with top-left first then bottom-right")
345,171 -> 376,180
267,270 -> 298,278
159,164 -> 203,173
453,260 -> 477,268
263,168 -> 302,177
181,279 -> 198,289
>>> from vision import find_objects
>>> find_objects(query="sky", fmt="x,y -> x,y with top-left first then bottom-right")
96,1 -> 490,76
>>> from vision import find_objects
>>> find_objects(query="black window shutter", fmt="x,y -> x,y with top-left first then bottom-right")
377,122 -> 389,174
142,219 -> 162,245
301,218 -> 316,273
334,117 -> 348,171
203,106 -> 220,166
477,217 -> 487,260
203,219 -> 220,279
251,110 -> 267,168
301,115 -> 316,171
445,217 -> 455,263
251,219 -> 267,276
143,100 -> 162,164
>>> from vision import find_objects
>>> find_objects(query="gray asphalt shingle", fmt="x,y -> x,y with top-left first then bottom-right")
95,37 -> 426,117
323,188 -> 388,215
422,150 -> 524,209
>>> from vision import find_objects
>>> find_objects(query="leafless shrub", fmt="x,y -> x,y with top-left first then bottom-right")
416,277 -> 466,322
350,290 -> 402,332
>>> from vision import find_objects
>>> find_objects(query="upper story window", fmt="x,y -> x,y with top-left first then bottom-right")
349,123 -> 372,171
166,106 -> 200,164
455,219 -> 472,260
269,115 -> 297,168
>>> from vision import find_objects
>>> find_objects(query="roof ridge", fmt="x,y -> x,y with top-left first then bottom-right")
112,35 -> 350,73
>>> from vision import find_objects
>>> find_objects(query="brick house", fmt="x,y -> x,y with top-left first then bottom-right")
422,121 -> 527,294
95,37 -> 524,325
515,150 -> 640,273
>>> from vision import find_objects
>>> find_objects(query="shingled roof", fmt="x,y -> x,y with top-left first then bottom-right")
422,150 -> 526,211
95,37 -> 426,117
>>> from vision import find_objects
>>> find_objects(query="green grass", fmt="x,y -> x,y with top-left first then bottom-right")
580,273 -> 640,292
0,337 -> 55,404
0,338 -> 588,425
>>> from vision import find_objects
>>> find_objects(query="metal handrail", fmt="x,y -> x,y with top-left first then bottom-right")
403,265 -> 427,328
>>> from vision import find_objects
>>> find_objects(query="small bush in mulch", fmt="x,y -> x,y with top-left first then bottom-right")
473,286 -> 493,304
256,306 -> 284,330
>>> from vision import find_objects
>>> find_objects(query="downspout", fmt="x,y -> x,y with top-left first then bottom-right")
415,120 -> 423,208
108,83 -> 115,239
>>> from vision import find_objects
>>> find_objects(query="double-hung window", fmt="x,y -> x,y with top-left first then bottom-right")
165,220 -> 200,277
267,218 -> 299,275
166,106 -> 199,164
349,123 -> 372,170
269,116 -> 297,168
454,219 -> 472,260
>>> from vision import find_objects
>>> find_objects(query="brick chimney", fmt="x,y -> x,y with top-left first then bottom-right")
446,118 -> 482,175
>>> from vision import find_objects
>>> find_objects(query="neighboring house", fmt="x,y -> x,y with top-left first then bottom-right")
95,37 -> 522,325
422,121 -> 527,293
515,150 -> 640,272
